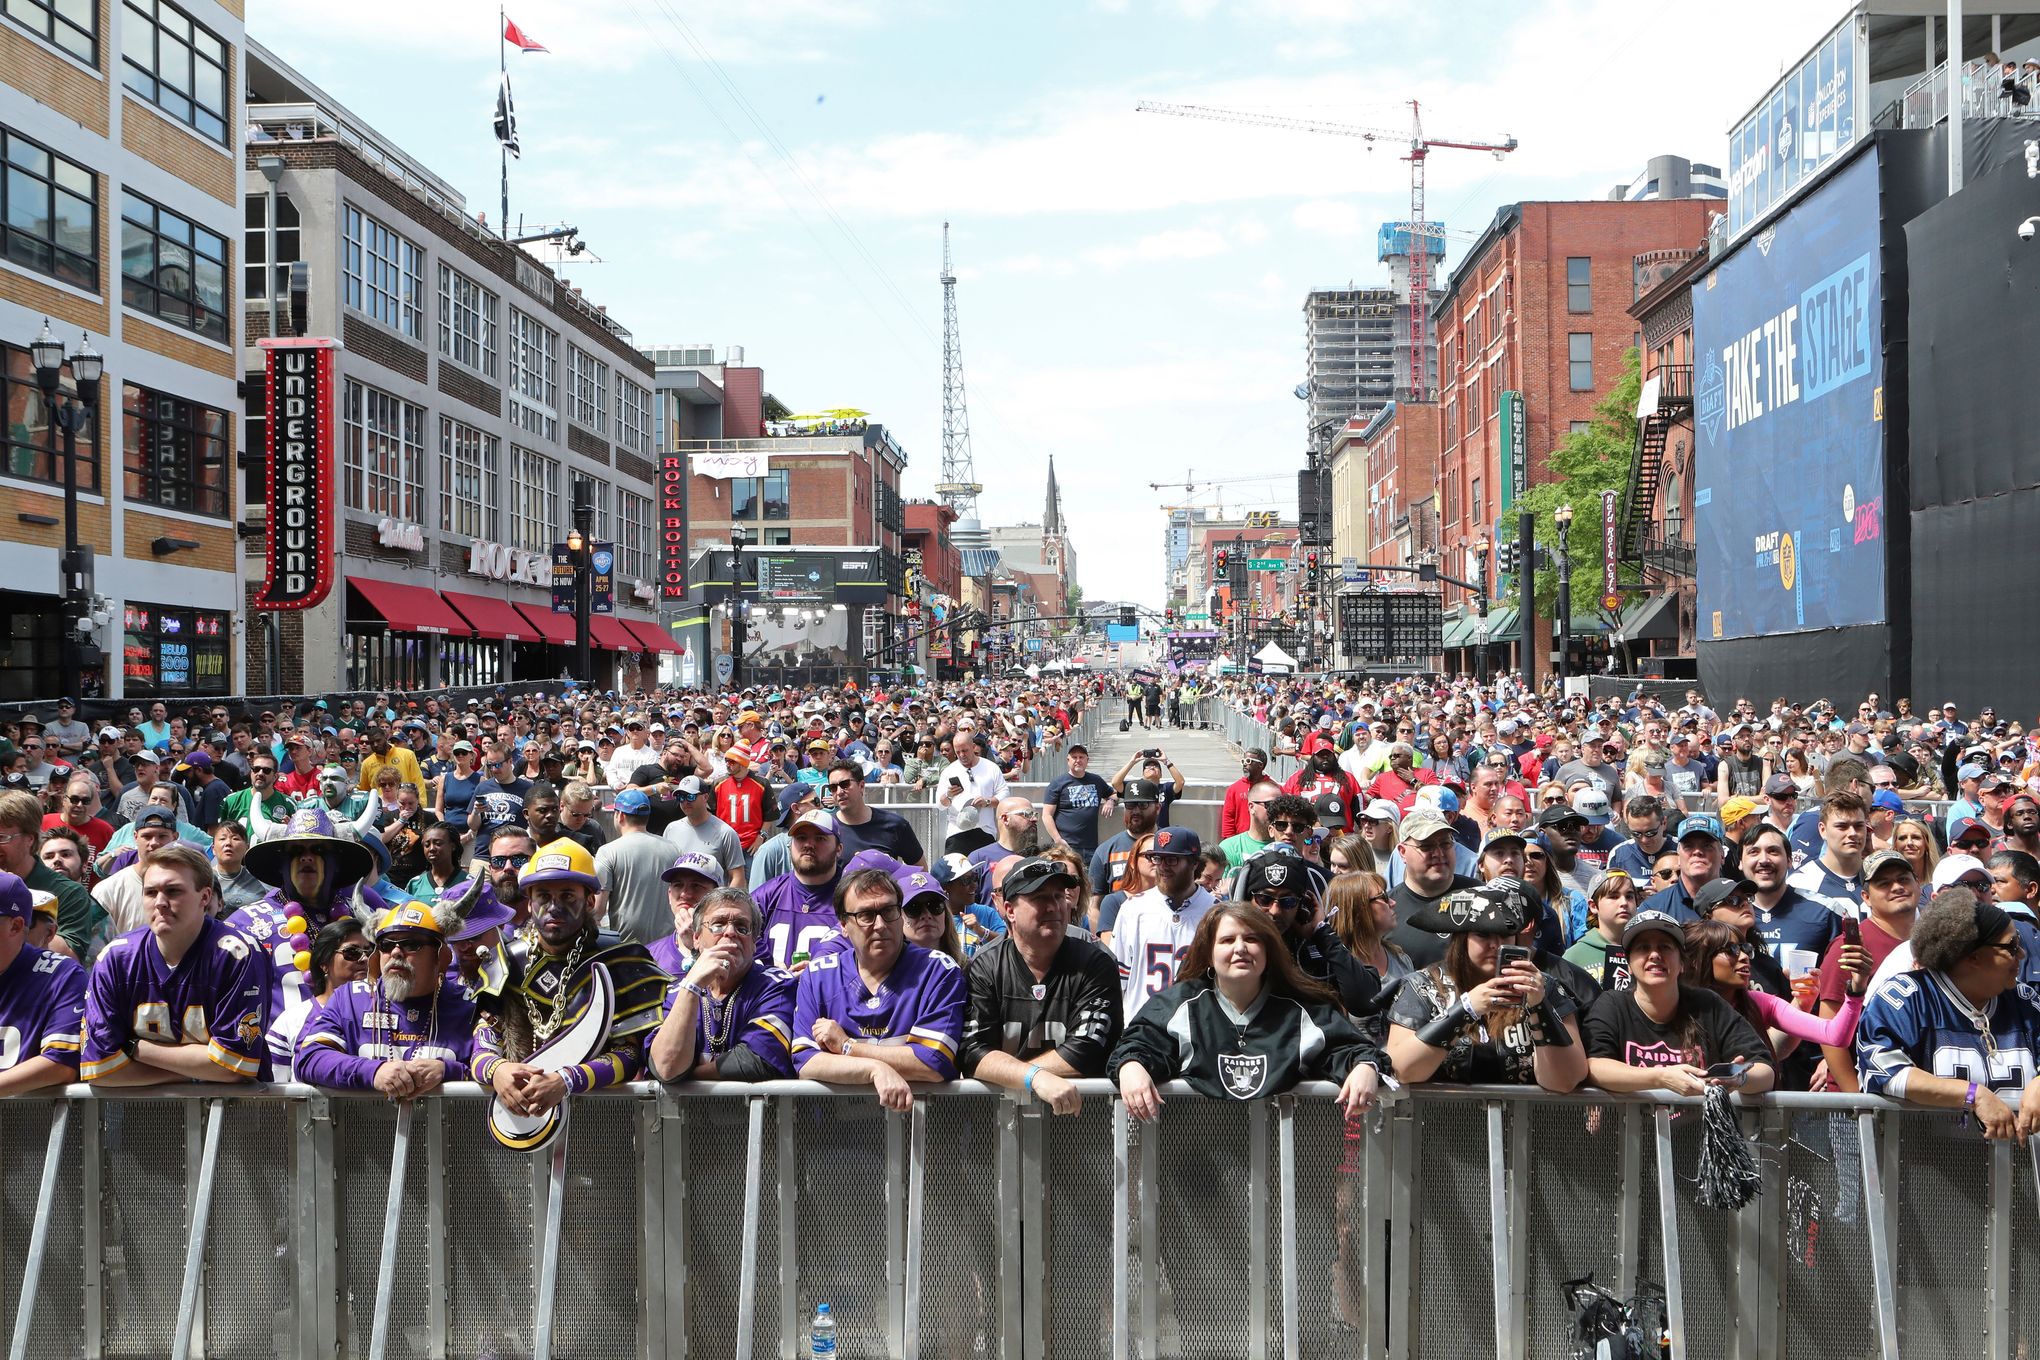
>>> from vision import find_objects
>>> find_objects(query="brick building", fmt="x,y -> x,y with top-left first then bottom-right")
241,42 -> 670,694
0,0 -> 248,701
1431,198 -> 1715,670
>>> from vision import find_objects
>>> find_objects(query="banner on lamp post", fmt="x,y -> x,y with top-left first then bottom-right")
1601,490 -> 1620,611
252,338 -> 339,611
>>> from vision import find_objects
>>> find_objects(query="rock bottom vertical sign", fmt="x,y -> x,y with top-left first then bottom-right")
658,454 -> 688,601
253,338 -> 339,611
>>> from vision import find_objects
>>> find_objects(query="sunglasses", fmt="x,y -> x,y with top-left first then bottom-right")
377,937 -> 436,955
1250,891 -> 1304,909
1270,818 -> 1312,832
901,900 -> 948,921
486,853 -> 531,869
335,945 -> 376,963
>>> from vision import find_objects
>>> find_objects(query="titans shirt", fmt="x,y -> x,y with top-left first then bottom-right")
81,918 -> 268,1081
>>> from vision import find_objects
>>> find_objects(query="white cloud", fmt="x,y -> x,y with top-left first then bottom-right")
1082,226 -> 1232,269
1291,199 -> 1364,237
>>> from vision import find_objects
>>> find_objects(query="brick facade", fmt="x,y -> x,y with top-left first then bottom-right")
342,314 -> 428,382
126,311 -> 235,377
567,424 -> 610,464
122,509 -> 235,571
436,362 -> 500,417
121,93 -> 235,203
0,23 -> 108,134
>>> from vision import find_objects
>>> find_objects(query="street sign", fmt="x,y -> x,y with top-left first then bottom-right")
1246,558 -> 1284,571
1338,592 -> 1444,660
1183,611 -> 1209,621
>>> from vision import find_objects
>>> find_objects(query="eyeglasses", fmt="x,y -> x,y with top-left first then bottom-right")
64,794 -> 90,805
698,918 -> 755,937
1250,891 -> 1304,909
902,900 -> 948,921
335,945 -> 375,963
486,853 -> 531,869
376,937 -> 436,955
843,904 -> 902,927
1980,939 -> 2028,959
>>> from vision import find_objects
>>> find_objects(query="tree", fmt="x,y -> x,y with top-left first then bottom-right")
1513,348 -> 1644,645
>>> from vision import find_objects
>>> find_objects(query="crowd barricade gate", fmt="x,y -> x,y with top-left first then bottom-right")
0,1082 -> 2027,1359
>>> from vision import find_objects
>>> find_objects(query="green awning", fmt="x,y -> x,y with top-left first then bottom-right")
1440,612 -> 1475,648
1472,608 -> 1517,644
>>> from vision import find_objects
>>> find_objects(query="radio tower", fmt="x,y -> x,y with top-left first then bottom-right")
936,222 -> 983,519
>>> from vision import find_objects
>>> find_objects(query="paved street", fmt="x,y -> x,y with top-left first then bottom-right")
1078,700 -> 1242,788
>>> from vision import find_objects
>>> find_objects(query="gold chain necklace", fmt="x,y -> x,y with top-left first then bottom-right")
523,927 -> 588,1045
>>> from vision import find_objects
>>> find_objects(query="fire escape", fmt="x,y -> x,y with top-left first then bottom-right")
1618,365 -> 1695,580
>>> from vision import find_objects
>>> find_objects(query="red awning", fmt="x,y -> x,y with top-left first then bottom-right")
350,578 -> 467,636
590,616 -> 641,651
441,589 -> 539,642
625,619 -> 683,654
512,603 -> 578,646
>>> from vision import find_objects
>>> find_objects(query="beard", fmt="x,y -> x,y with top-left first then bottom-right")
377,960 -> 415,1004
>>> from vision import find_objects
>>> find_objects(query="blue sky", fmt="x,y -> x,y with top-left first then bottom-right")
254,0 -> 1840,605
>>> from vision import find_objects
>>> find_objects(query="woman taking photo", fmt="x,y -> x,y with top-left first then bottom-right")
1112,904 -> 1382,1119
1583,909 -> 1777,1096
1384,881 -> 1587,1091
1684,917 -> 1866,1062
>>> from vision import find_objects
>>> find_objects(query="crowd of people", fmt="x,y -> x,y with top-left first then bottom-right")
0,669 -> 2033,1148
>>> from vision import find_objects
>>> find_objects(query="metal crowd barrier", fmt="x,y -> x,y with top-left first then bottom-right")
3,1081 -> 2026,1360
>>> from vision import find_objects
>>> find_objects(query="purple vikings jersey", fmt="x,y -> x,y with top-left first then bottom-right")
791,942 -> 966,1079
752,872 -> 842,969
649,933 -> 686,978
0,944 -> 87,1071
1858,971 -> 2040,1097
294,980 -> 477,1089
230,885 -> 391,1022
80,918 -> 269,1081
662,964 -> 796,1078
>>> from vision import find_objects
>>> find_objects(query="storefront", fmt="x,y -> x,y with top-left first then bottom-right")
343,579 -> 467,694
121,603 -> 231,698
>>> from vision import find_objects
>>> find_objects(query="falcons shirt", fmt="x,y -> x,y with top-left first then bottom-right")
294,980 -> 477,1089
791,942 -> 966,1079
752,871 -> 842,969
80,918 -> 269,1081
1857,971 -> 2040,1097
0,944 -> 87,1072
1109,885 -> 1216,1021
661,963 -> 796,1079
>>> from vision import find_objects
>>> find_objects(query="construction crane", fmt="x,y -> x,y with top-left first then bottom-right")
1136,100 -> 1517,398
935,222 -> 982,517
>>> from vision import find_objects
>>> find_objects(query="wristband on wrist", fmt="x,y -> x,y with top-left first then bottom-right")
1529,999 -> 1573,1048
1025,1064 -> 1042,1094
1966,1080 -> 1979,1110
1413,998 -> 1474,1049
843,1039 -> 856,1059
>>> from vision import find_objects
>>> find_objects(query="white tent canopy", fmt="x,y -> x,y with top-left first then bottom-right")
1254,642 -> 1297,673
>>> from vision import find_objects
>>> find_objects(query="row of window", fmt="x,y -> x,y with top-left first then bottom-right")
337,201 -> 652,451
6,1 -> 229,145
338,381 -> 656,579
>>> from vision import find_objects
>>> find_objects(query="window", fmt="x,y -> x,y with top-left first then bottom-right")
3,127 -> 97,291
1566,257 -> 1591,313
119,604 -> 228,695
1570,420 -> 1594,435
123,383 -> 227,516
439,416 -> 497,541
1568,333 -> 1594,391
1470,477 -> 1482,530
5,0 -> 96,62
342,380 -> 424,521
591,478 -> 611,543
242,192 -> 299,306
341,203 -> 421,338
762,470 -> 788,519
509,444 -> 557,552
619,489 -> 652,581
730,471 -> 787,520
121,191 -> 227,341
567,345 -> 608,433
121,0 -> 228,143
508,309 -> 558,440
729,476 -> 756,519
2,344 -> 99,489
438,264 -> 498,377
616,376 -> 650,455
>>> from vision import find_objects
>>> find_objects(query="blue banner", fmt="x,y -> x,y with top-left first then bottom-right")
1693,151 -> 1884,642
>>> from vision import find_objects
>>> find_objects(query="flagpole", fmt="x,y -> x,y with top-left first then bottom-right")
499,3 -> 508,238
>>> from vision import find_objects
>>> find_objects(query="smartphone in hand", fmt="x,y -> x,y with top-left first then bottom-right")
1497,945 -> 1532,971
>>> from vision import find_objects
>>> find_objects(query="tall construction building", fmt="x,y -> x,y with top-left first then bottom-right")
1164,506 -> 1205,610
1303,232 -> 1443,438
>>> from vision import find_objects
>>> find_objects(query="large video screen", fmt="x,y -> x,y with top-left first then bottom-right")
1693,151 -> 1884,642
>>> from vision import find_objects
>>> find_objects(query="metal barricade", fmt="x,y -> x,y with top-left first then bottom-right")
0,1082 -> 2022,1359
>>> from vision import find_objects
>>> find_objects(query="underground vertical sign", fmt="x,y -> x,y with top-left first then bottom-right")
253,338 -> 339,611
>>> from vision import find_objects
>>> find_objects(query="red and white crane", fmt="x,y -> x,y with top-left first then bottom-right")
1135,100 -> 1517,398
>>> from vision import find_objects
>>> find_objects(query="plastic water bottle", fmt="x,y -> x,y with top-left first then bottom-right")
809,1302 -> 837,1357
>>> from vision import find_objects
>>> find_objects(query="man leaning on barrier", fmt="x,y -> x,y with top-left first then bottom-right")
79,844 -> 267,1085
1857,886 -> 2040,1139
791,866 -> 966,1111
470,840 -> 669,1118
0,872 -> 86,1094
295,900 -> 476,1097
647,886 -> 795,1082
960,855 -> 1122,1115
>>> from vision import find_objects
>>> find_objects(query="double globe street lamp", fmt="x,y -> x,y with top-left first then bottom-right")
30,319 -> 104,696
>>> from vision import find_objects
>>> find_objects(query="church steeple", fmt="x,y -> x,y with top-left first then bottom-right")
1044,455 -> 1063,536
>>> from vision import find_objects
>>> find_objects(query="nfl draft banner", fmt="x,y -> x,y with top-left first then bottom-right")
253,338 -> 339,611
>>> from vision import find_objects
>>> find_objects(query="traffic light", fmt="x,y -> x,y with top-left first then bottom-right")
1118,605 -> 1136,628
1214,546 -> 1230,580
1305,548 -> 1321,575
1496,542 -> 1518,575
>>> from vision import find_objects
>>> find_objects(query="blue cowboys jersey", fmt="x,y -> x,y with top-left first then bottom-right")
1857,970 -> 2040,1097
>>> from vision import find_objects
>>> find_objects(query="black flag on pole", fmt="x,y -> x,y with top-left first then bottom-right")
494,73 -> 520,159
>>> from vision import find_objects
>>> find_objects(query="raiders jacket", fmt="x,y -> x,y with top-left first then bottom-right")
1109,973 -> 1382,1102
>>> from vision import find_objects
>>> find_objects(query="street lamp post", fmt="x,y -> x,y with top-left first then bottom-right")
1472,537 -> 1492,682
1553,503 -> 1575,692
31,320 -> 103,698
568,477 -> 595,688
730,524 -> 748,695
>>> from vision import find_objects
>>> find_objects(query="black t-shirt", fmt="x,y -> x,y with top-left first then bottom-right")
836,808 -> 925,866
1042,772 -> 1114,857
1385,875 -> 1479,968
1581,983 -> 1769,1070
1720,752 -> 1765,797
